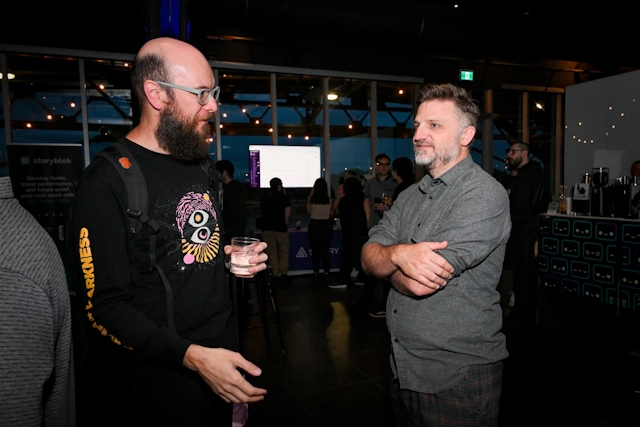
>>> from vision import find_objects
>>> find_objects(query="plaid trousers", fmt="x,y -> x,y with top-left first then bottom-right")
390,361 -> 504,427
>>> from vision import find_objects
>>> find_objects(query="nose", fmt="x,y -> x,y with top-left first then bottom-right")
204,96 -> 218,113
414,127 -> 428,143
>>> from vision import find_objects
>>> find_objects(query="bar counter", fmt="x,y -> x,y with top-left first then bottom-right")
537,213 -> 640,310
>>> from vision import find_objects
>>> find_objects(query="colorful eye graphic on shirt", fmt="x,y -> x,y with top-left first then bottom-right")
176,192 -> 220,265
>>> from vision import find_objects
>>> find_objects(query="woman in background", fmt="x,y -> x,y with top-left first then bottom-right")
330,177 -> 368,289
307,178 -> 334,281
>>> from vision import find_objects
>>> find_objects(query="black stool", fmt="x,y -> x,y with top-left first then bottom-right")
231,267 -> 286,357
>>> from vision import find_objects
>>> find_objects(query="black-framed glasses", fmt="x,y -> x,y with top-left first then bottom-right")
376,162 -> 390,166
506,149 -> 525,155
155,81 -> 220,105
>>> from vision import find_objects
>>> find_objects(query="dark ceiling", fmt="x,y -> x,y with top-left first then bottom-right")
2,0 -> 637,87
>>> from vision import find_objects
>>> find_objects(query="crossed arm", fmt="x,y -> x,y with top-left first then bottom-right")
361,241 -> 454,297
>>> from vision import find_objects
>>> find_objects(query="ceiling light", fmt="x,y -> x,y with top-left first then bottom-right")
327,93 -> 338,101
0,72 -> 16,79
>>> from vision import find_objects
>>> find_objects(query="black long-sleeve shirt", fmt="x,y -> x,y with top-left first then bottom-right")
70,138 -> 236,366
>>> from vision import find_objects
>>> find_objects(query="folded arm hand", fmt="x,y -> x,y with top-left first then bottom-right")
361,241 -> 453,297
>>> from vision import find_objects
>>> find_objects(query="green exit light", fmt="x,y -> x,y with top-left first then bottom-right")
459,70 -> 474,81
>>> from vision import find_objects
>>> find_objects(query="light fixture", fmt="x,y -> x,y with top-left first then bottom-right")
287,134 -> 292,139
70,102 -> 76,108
304,136 -> 309,140
255,119 -> 260,124
398,89 -> 404,95
0,72 -> 16,80
327,93 -> 338,101
348,124 -> 353,129
268,128 -> 273,133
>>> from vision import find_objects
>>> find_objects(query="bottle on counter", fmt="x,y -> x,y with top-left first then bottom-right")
558,185 -> 567,214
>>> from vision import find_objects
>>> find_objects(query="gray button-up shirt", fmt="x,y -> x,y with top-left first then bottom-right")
365,155 -> 511,394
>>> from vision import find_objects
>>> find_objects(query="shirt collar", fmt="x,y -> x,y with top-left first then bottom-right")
418,155 -> 474,193
0,176 -> 13,199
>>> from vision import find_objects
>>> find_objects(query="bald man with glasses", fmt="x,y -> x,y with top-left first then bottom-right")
69,37 -> 268,426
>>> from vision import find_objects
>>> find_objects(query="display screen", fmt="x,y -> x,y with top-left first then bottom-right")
249,145 -> 321,188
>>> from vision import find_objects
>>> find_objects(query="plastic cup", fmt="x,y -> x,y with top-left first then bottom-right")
230,237 -> 260,277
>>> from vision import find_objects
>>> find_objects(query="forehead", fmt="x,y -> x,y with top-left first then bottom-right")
170,60 -> 215,88
416,99 -> 459,122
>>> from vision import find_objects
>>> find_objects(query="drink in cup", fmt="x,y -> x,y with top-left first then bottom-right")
230,237 -> 260,277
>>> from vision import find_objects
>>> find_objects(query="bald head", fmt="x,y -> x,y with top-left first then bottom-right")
131,37 -> 214,114
137,37 -> 210,79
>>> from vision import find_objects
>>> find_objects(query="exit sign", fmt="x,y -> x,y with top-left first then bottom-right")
459,70 -> 474,81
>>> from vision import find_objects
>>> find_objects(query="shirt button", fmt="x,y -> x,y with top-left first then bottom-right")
429,196 -> 432,199
393,309 -> 397,313
394,338 -> 399,342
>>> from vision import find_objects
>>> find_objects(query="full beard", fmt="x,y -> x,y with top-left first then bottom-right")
156,106 -> 212,162
414,136 -> 461,173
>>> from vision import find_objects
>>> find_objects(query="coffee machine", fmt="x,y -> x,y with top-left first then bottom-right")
590,167 -> 609,217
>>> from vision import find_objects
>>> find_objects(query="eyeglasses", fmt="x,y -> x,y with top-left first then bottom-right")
155,81 -> 220,105
506,149 -> 525,155
376,162 -> 390,166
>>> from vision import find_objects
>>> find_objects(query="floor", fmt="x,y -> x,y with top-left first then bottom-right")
234,272 -> 640,427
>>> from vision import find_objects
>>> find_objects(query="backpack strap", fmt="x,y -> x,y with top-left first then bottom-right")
95,142 -> 174,330
95,142 -> 160,238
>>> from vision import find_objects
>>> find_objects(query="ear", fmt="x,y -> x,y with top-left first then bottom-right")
143,80 -> 168,111
460,126 -> 476,147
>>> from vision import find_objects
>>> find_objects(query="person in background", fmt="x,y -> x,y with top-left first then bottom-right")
361,83 -> 510,426
307,177 -> 334,282
331,169 -> 357,217
215,159 -> 247,244
390,156 -> 415,203
501,142 -> 544,333
0,174 -> 76,427
330,176 -> 368,289
69,37 -> 268,427
362,153 -> 398,317
260,177 -> 291,282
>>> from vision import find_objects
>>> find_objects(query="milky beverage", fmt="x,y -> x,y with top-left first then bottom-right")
230,251 -> 256,276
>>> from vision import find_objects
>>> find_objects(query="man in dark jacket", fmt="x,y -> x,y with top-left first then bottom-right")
215,159 -> 247,244
502,142 -> 545,333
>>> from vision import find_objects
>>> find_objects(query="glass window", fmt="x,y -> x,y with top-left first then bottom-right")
84,58 -> 135,160
377,81 -> 415,168
6,54 -> 84,146
217,70 -> 272,229
328,78 -> 371,192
